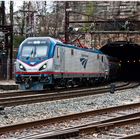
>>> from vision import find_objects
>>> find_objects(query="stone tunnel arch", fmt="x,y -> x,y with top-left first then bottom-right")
100,41 -> 140,80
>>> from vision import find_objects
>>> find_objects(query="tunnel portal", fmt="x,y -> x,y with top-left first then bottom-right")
100,41 -> 140,80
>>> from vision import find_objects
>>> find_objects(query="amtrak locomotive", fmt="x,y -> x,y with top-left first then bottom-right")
15,37 -> 111,90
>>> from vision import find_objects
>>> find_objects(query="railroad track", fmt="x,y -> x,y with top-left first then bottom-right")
0,82 -> 129,98
0,82 -> 139,107
0,102 -> 140,138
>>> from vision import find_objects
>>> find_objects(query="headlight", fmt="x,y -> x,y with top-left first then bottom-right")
39,63 -> 47,71
19,64 -> 26,71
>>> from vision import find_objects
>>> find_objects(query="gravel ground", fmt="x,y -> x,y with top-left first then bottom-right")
82,123 -> 140,139
0,85 -> 140,127
1,107 -> 139,138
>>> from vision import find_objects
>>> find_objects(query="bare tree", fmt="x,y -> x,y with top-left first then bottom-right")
34,1 -> 65,37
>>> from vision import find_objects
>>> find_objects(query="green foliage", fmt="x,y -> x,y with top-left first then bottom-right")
80,26 -> 90,32
86,1 -> 95,16
13,35 -> 25,48
84,2 -> 96,31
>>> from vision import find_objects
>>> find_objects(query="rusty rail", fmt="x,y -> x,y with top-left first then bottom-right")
0,102 -> 139,138
0,82 -> 129,98
0,82 -> 138,107
21,114 -> 140,139
121,133 -> 140,139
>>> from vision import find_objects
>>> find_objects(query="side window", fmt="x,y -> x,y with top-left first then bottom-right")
57,47 -> 60,58
97,54 -> 99,59
71,49 -> 74,56
101,56 -> 104,62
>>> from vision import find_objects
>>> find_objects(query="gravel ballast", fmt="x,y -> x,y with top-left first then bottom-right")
0,85 -> 140,126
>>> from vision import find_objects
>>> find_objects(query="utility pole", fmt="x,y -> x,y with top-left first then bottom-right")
1,1 -> 5,25
65,2 -> 69,43
9,1 -> 13,79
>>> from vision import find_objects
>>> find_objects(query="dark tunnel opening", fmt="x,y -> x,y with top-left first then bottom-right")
100,41 -> 140,81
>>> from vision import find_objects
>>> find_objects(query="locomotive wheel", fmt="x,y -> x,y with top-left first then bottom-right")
88,79 -> 94,87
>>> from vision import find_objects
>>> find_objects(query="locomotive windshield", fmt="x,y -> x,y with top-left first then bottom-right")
21,45 -> 48,59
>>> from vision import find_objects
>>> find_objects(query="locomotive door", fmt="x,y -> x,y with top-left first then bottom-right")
54,46 -> 65,72
60,48 -> 65,72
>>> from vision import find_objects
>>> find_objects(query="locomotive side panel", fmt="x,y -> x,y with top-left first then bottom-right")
62,46 -> 105,78
54,45 -> 102,78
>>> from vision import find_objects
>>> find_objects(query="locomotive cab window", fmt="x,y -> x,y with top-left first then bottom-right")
21,45 -> 48,58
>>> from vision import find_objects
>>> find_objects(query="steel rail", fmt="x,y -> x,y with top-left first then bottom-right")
83,117 -> 140,131
0,82 -> 139,107
0,82 -> 129,98
21,115 -> 140,139
120,132 -> 140,139
20,113 -> 140,139
0,82 -> 129,99
0,102 -> 139,135
0,85 -> 134,107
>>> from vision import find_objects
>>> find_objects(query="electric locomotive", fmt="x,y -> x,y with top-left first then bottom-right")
15,37 -> 109,90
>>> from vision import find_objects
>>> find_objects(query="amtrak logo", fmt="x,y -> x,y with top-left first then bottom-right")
80,57 -> 88,69
30,62 -> 36,65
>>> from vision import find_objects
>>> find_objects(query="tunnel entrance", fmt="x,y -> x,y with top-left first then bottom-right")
100,41 -> 140,80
